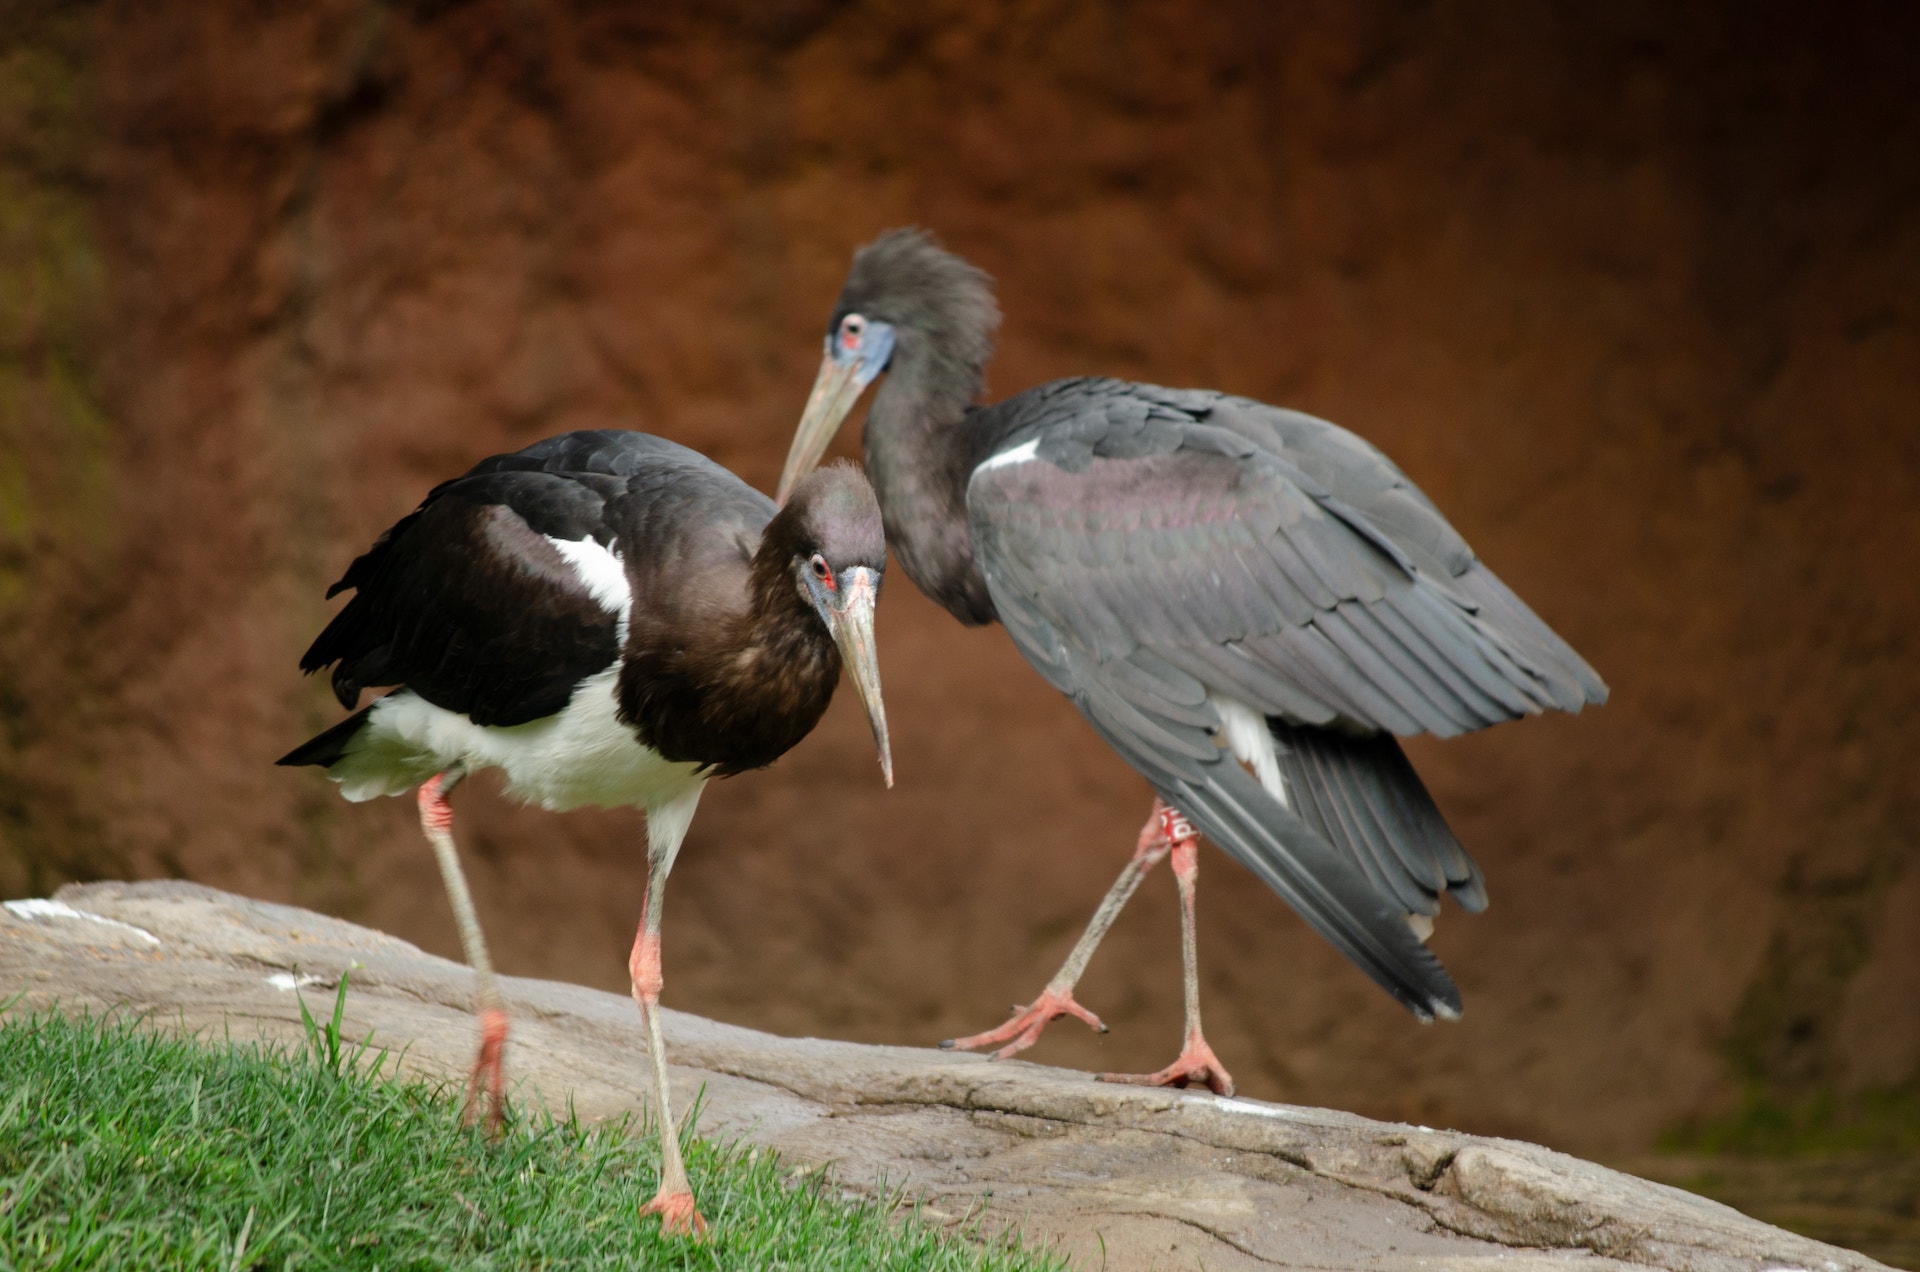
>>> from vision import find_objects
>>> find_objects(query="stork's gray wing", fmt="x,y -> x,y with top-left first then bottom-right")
1189,389 -> 1607,715
966,380 -> 1605,1017
971,380 -> 1604,740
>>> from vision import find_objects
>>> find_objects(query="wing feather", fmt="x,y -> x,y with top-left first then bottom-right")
1165,642 -> 1341,725
302,481 -> 623,726
1274,721 -> 1489,914
1314,608 -> 1473,737
1303,739 -> 1439,913
1365,599 -> 1531,721
301,431 -> 770,728
1161,761 -> 1461,1019
1337,603 -> 1489,730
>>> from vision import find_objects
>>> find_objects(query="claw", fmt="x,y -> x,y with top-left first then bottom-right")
941,987 -> 1108,1059
640,1187 -> 709,1238
1099,1030 -> 1236,1096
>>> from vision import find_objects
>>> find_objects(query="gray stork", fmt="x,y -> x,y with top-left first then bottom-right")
777,230 -> 1605,1095
281,431 -> 891,1235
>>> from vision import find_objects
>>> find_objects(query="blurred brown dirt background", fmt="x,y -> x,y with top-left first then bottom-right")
2,0 -> 1917,1162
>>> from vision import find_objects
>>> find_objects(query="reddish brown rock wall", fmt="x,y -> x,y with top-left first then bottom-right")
2,0 -> 1915,1156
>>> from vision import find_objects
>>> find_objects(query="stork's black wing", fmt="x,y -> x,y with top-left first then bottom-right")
297,430 -> 747,728
966,379 -> 1606,1018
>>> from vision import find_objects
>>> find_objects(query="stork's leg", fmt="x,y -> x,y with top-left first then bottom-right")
631,784 -> 709,1238
943,799 -> 1182,1060
1099,827 -> 1237,1096
416,767 -> 511,1131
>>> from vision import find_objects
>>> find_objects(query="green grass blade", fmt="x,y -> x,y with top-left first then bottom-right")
0,1010 -> 1066,1271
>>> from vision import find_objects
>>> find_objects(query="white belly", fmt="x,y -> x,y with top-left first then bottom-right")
326,667 -> 702,812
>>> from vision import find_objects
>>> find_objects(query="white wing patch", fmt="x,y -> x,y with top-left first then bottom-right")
974,437 -> 1040,475
548,536 -> 631,633
1211,694 -> 1287,808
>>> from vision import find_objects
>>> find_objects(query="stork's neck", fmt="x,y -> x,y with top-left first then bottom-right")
861,336 -> 1012,626
618,534 -> 839,777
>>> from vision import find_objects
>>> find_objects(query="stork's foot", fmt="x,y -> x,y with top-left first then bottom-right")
1099,1031 -> 1236,1096
941,987 -> 1108,1060
640,1187 -> 709,1238
461,1008 -> 510,1134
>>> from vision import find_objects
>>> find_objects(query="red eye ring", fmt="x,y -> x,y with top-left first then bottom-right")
810,554 -> 836,589
840,314 -> 864,351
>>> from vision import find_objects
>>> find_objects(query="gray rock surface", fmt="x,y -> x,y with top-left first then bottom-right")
0,881 -> 1889,1272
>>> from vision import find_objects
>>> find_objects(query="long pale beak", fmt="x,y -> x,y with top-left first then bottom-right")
778,345 -> 867,504
828,566 -> 892,788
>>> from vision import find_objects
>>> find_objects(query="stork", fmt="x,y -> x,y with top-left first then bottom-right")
777,230 -> 1604,1096
281,430 -> 891,1234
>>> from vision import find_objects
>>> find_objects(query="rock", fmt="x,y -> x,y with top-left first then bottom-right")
0,880 -> 1891,1272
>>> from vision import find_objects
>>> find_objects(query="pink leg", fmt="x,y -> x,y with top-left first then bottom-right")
1100,829 -> 1237,1096
944,800 -> 1181,1060
466,1008 -> 509,1126
417,769 -> 510,1131
630,795 -> 709,1238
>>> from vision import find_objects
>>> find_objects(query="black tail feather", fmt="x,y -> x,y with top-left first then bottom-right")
1161,761 -> 1463,1022
276,707 -> 373,769
1272,721 -> 1489,915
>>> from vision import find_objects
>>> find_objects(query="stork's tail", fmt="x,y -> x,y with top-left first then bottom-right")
1269,721 -> 1488,921
1159,759 -> 1463,1022
276,706 -> 374,769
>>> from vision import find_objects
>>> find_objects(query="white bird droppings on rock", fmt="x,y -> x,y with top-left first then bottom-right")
1212,1096 -> 1321,1121
3,898 -> 161,946
266,972 -> 325,991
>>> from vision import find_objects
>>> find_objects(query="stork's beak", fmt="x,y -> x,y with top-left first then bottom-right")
778,342 -> 868,505
827,566 -> 892,788
779,319 -> 895,503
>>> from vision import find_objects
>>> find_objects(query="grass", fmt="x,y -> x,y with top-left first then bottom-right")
0,984 -> 1064,1270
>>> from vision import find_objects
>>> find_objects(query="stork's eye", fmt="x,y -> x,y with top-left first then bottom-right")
839,314 -> 865,351
809,554 -> 836,588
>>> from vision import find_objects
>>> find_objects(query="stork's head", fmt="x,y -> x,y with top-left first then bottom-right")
777,229 -> 999,503
778,462 -> 892,787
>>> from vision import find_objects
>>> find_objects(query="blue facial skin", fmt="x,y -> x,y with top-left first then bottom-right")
802,564 -> 879,631
830,319 -> 896,388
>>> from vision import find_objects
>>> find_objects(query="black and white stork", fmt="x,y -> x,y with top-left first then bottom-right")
280,430 -> 891,1235
777,230 -> 1605,1096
